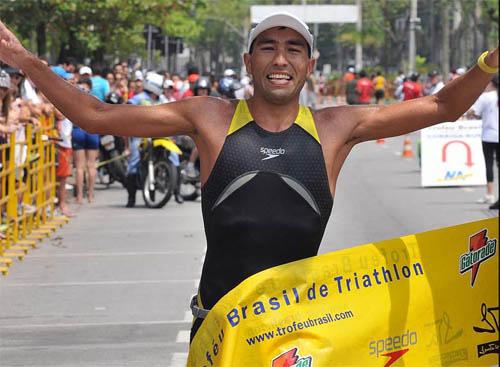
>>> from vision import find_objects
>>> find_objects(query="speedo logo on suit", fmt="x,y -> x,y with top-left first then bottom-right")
260,147 -> 285,161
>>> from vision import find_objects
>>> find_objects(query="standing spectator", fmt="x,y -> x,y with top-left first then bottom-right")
450,67 -> 466,81
4,66 -> 41,104
125,72 -> 167,207
468,75 -> 499,209
337,66 -> 355,104
80,65 -> 110,102
394,69 -> 405,89
424,70 -> 444,95
51,57 -> 76,79
316,72 -> 326,106
113,63 -> 123,76
0,69 -> 17,132
356,70 -> 373,105
300,74 -> 316,109
373,71 -> 387,105
344,66 -> 355,83
160,79 -> 176,103
171,74 -> 184,100
402,73 -> 423,101
0,70 -> 19,233
72,78 -> 99,204
105,72 -> 115,90
128,70 -> 143,99
345,72 -> 359,105
116,79 -> 129,103
183,66 -> 200,99
54,109 -> 74,217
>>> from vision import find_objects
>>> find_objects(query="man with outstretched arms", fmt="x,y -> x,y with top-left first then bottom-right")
1,13 -> 497,340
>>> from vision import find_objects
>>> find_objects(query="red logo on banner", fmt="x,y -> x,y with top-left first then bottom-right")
382,348 -> 409,367
272,347 -> 312,367
272,348 -> 298,367
459,229 -> 497,287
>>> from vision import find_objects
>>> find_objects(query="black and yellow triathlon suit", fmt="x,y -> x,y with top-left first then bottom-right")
191,100 -> 333,338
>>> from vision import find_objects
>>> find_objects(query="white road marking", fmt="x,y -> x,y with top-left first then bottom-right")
4,279 -> 200,287
176,330 -> 190,343
0,320 -> 191,329
169,352 -> 188,367
184,310 -> 192,322
461,187 -> 475,192
28,251 -> 201,258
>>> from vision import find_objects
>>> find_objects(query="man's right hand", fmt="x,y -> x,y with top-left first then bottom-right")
0,20 -> 31,68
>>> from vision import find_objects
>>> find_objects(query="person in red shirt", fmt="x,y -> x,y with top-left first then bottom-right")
402,73 -> 423,100
356,70 -> 373,104
181,67 -> 200,99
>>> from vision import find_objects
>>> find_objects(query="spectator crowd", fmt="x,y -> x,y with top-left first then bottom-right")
0,56 -> 497,230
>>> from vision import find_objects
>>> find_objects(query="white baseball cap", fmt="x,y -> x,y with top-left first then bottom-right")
79,66 -> 92,75
163,79 -> 174,89
134,70 -> 144,81
248,12 -> 314,57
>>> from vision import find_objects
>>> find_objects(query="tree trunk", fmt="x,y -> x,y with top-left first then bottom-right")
442,2 -> 450,81
36,21 -> 47,57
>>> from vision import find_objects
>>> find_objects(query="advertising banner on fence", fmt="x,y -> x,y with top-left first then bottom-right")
420,120 -> 487,187
188,218 -> 499,367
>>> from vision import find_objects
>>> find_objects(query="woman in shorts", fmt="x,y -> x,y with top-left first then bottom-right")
72,78 -> 99,203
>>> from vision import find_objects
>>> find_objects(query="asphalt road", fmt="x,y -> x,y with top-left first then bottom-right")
0,133 -> 497,367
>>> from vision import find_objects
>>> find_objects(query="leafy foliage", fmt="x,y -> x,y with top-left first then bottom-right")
0,0 -> 498,74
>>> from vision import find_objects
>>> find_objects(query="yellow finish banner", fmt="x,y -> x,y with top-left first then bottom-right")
188,218 -> 499,367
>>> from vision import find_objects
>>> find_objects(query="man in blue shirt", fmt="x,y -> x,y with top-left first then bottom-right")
51,57 -> 76,79
79,65 -> 110,102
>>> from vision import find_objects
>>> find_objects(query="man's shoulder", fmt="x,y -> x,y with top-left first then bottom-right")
314,105 -> 354,123
168,96 -> 236,120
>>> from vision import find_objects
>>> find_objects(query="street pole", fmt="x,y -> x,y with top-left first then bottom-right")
147,24 -> 152,71
165,36 -> 169,71
175,38 -> 180,74
408,0 -> 418,74
355,0 -> 362,71
442,3 -> 450,81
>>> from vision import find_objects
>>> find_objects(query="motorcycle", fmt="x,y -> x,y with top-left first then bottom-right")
97,135 -> 127,187
139,137 -> 182,208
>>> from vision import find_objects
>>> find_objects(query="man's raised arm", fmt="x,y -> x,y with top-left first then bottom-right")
0,20 -> 197,138
344,47 -> 499,144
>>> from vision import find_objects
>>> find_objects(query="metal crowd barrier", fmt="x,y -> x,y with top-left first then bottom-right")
0,116 -> 69,276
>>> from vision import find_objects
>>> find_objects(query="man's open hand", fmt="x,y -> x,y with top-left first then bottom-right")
0,20 -> 30,68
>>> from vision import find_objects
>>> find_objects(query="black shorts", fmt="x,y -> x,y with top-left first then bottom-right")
375,89 -> 385,100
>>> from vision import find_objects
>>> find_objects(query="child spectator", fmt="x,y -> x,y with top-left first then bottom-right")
55,109 -> 74,217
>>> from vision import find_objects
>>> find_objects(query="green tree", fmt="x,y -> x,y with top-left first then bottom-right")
0,0 -> 205,63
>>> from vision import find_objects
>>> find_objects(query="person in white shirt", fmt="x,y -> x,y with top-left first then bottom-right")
469,75 -> 499,209
54,109 -> 74,217
425,70 -> 444,95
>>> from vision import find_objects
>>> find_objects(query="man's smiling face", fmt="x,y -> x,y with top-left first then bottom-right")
244,27 -> 315,104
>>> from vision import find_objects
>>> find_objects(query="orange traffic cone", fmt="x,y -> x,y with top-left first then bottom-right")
376,138 -> 385,144
402,136 -> 414,158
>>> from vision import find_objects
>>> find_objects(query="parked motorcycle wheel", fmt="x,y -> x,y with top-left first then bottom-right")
180,181 -> 200,201
97,165 -> 112,187
142,160 -> 176,208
